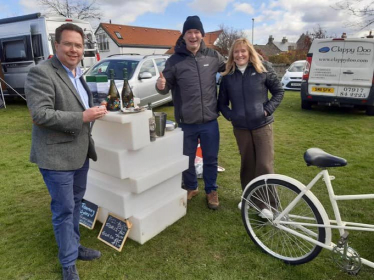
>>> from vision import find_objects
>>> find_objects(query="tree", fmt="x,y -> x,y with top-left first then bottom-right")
310,24 -> 328,39
268,29 -> 319,65
38,0 -> 102,20
332,0 -> 374,29
215,24 -> 246,57
296,32 -> 313,51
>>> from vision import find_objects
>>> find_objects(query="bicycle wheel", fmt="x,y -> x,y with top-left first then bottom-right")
241,178 -> 326,265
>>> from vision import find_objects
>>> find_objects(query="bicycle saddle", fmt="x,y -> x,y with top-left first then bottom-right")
304,148 -> 347,168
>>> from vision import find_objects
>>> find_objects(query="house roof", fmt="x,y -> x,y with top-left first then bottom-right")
97,23 -> 222,54
97,23 -> 182,48
204,30 -> 222,46
272,41 -> 297,52
254,44 -> 280,57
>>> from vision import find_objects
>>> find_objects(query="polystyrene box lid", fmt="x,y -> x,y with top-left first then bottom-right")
86,75 -> 108,83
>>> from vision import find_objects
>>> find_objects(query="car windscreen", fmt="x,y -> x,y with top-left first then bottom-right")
289,62 -> 305,72
86,60 -> 139,80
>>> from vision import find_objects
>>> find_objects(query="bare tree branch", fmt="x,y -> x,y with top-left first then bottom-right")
214,24 -> 246,56
38,0 -> 102,20
332,0 -> 374,29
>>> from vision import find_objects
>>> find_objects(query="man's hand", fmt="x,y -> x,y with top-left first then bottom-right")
156,72 -> 166,90
83,105 -> 107,123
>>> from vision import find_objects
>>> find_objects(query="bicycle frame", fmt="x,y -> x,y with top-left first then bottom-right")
269,170 -> 374,268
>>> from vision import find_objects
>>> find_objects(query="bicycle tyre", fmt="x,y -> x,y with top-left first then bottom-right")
241,178 -> 326,265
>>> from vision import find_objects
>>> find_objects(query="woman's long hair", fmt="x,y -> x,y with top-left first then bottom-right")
221,38 -> 267,76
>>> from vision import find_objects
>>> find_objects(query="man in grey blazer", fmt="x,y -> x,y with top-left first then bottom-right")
25,23 -> 107,280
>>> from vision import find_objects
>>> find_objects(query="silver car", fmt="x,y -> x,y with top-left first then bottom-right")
84,54 -> 171,107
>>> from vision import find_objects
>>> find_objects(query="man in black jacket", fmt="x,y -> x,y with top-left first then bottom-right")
156,15 -> 225,210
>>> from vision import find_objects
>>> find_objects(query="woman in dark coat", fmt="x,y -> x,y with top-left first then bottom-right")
218,38 -> 284,218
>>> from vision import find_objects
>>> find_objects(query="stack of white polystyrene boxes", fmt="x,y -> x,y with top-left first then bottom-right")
84,110 -> 188,244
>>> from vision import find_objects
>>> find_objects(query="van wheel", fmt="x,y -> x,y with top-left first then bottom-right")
301,100 -> 312,110
366,106 -> 374,116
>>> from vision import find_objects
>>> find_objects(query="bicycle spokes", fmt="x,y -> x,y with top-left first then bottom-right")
242,179 -> 326,265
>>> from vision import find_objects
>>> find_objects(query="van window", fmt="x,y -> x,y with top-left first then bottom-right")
5,40 -> 26,59
1,36 -> 32,62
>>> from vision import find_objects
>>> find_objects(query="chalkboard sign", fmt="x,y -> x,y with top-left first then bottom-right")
98,213 -> 132,252
79,199 -> 99,229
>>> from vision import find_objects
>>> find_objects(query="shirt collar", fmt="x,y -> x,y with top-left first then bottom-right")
55,55 -> 82,78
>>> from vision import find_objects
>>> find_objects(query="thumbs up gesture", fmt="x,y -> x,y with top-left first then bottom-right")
157,72 -> 166,90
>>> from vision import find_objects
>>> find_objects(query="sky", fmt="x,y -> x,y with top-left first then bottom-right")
0,0 -> 372,45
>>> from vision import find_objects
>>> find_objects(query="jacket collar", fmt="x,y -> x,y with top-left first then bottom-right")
51,56 -> 87,109
234,62 -> 254,73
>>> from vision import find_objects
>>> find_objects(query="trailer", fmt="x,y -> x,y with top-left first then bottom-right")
0,13 -> 100,97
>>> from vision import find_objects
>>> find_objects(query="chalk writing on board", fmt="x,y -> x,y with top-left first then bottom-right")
79,200 -> 99,229
98,213 -> 131,251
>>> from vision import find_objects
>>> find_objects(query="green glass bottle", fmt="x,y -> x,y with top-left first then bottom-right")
106,69 -> 121,111
121,68 -> 134,108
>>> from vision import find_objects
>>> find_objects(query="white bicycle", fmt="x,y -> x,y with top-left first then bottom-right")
240,148 -> 374,275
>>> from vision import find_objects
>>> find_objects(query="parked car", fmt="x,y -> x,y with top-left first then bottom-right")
301,38 -> 374,115
84,54 -> 171,108
281,60 -> 307,90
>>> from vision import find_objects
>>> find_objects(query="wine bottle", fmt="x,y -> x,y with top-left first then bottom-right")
106,69 -> 121,111
121,68 -> 134,108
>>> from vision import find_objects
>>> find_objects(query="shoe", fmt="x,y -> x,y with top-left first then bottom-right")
77,246 -> 101,261
62,265 -> 79,280
259,208 -> 273,220
206,191 -> 219,210
187,188 -> 199,200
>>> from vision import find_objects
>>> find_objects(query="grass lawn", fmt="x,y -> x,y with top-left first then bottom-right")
1,92 -> 374,279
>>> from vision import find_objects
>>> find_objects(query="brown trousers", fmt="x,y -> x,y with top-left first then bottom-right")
234,124 -> 276,209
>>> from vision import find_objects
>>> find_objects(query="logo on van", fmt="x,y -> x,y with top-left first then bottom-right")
319,47 -> 330,53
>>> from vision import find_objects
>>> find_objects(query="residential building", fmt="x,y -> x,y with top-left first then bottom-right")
254,35 -> 297,58
95,23 -> 222,59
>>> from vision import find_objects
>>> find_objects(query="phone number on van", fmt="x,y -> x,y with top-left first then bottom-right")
339,87 -> 369,98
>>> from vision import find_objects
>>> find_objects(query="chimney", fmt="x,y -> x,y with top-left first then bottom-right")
282,37 -> 288,44
268,35 -> 274,44
109,19 -> 112,24
367,31 -> 373,38
341,32 -> 347,38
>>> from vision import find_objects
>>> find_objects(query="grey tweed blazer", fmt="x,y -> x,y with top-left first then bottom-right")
25,56 -> 97,171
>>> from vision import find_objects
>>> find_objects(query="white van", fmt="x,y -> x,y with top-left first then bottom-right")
0,13 -> 99,97
301,38 -> 374,115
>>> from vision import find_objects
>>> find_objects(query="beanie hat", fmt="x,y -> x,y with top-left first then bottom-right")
182,16 -> 205,37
